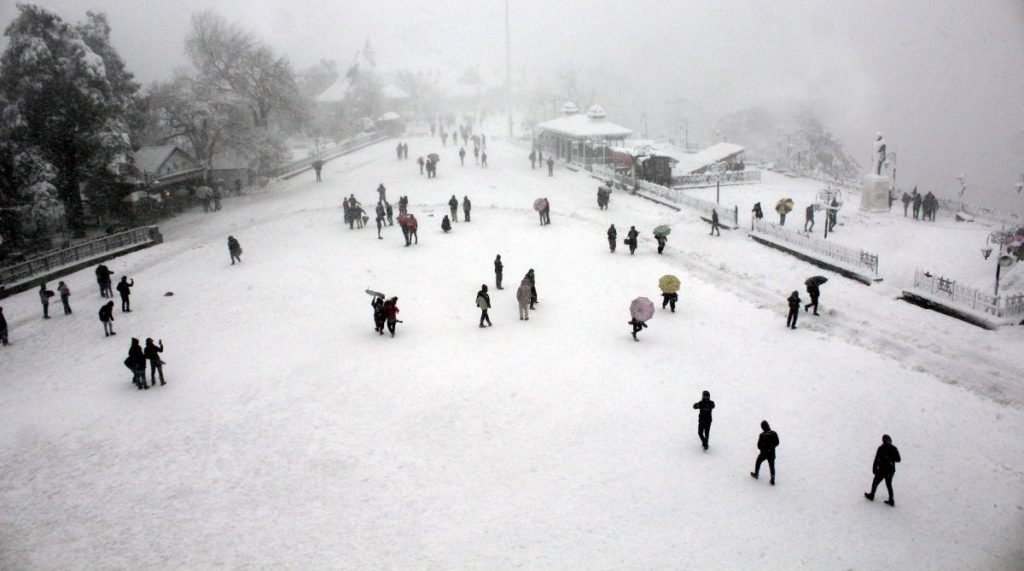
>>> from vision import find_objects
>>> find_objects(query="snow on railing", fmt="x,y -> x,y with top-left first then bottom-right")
933,197 -> 1024,228
590,163 -> 741,227
0,227 -> 159,286
672,170 -> 762,188
911,269 -> 1024,319
751,219 -> 879,276
268,131 -> 390,178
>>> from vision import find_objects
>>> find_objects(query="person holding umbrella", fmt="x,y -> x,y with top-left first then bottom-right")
776,198 -> 794,226
384,297 -> 400,337
628,297 -> 654,342
786,290 -> 801,329
607,224 -> 617,253
476,284 -> 492,328
533,198 -> 548,226
805,276 -> 826,315
654,225 -> 670,254
371,296 -> 386,335
659,275 -> 680,312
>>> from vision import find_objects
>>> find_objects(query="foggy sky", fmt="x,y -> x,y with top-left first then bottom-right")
2,0 -> 1022,213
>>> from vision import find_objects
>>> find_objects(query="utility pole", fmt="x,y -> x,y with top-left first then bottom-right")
505,0 -> 513,139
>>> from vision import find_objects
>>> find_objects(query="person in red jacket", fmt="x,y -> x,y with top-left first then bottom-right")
383,297 -> 400,337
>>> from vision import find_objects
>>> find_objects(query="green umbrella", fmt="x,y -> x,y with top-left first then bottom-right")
659,275 -> 680,293
653,225 -> 671,238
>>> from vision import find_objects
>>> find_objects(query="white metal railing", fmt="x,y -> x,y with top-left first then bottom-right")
1,227 -> 157,286
672,170 -> 762,188
934,197 -> 1024,227
270,131 -> 390,178
751,219 -> 879,276
911,269 -> 1024,319
590,163 -> 741,226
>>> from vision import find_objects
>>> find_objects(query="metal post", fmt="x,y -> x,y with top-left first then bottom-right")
504,0 -> 513,139
995,262 -> 1001,297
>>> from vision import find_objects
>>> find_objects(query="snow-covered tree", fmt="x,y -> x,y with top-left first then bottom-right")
0,5 -> 139,237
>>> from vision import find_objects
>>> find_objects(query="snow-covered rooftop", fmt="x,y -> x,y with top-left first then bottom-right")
133,145 -> 193,175
669,142 -> 745,174
536,113 -> 633,139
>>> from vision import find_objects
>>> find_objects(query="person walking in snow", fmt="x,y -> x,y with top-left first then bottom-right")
656,233 -> 667,254
662,292 -> 678,312
750,420 -> 780,485
417,156 -> 425,175
375,203 -> 386,239
57,281 -> 72,315
408,215 -> 419,245
402,142 -> 409,159
786,290 -> 801,329
901,191 -> 911,217
144,338 -> 165,387
441,215 -> 452,233
228,236 -> 242,264
459,147 -> 466,166
377,183 -> 387,204
607,224 -> 617,253
385,202 -> 394,226
828,197 -> 839,231
384,297 -> 400,337
805,282 -> 821,315
516,278 -> 531,320
398,196 -> 408,216
628,317 -> 647,342
449,195 -> 459,222
371,296 -> 386,335
693,390 -> 715,450
463,196 -> 472,222
911,189 -> 922,220
312,160 -> 323,182
38,283 -> 54,319
627,226 -> 640,255
441,131 -> 448,147
529,149 -> 537,169
494,255 -> 504,289
473,146 -> 480,165
752,202 -> 764,222
864,434 -> 901,507
116,276 -> 134,312
396,142 -> 403,160
96,264 -> 114,297
541,199 -> 551,225
126,337 -> 147,390
0,307 -> 8,346
477,284 -> 492,327
804,204 -> 815,232
99,301 -> 116,337
480,151 -> 488,168
525,269 -> 537,309
710,209 -> 721,236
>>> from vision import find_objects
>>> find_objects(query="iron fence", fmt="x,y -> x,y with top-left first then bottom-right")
268,132 -> 390,179
751,219 -> 879,276
672,170 -> 762,188
1,227 -> 158,286
912,269 -> 1024,318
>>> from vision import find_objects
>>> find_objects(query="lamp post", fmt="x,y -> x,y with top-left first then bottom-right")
956,173 -> 967,213
982,229 -> 1016,297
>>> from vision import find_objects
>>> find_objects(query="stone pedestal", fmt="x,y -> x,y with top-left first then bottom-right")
860,174 -> 890,212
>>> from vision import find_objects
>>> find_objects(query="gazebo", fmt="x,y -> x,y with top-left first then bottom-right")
535,103 -> 632,166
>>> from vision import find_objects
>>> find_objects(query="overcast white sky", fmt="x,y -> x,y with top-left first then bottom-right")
2,0 -> 1023,212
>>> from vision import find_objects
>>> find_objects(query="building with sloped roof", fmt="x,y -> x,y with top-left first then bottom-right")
535,103 -> 632,165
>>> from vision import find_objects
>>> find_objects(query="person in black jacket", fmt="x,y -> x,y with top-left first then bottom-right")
607,224 -> 617,253
441,215 -> 452,233
786,290 -> 801,329
126,338 -> 147,390
525,269 -> 537,309
476,284 -> 492,327
463,196 -> 472,222
371,296 -> 386,334
228,236 -> 242,264
750,420 -> 780,485
865,434 -> 901,506
662,292 -> 678,312
804,204 -> 815,232
99,301 -> 116,337
693,390 -> 715,450
628,317 -> 647,342
96,264 -> 114,297
449,195 -> 459,222
627,226 -> 639,255
494,255 -> 503,289
655,233 -> 667,254
144,338 -> 165,387
710,209 -> 721,236
117,277 -> 134,312
805,283 -> 820,315
39,283 -> 53,318
0,306 -> 8,346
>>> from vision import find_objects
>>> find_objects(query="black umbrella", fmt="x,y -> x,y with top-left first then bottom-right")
805,276 -> 828,286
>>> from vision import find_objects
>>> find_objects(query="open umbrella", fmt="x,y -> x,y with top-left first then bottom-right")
533,198 -> 548,212
365,288 -> 385,298
658,275 -> 681,293
630,297 -> 655,321
397,214 -> 413,228
805,276 -> 829,286
776,198 -> 794,215
653,225 -> 672,238
427,153 -> 440,162
196,186 -> 214,199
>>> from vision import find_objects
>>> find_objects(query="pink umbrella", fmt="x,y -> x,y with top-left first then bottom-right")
533,198 -> 548,211
630,297 -> 655,321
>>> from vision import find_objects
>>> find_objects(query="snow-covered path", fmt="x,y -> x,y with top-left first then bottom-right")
1,138 -> 1022,569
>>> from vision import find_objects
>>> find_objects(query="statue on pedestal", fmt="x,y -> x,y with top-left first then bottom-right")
873,132 -> 887,175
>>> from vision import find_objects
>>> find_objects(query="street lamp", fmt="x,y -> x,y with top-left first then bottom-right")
982,229 -> 1016,297
817,186 -> 843,240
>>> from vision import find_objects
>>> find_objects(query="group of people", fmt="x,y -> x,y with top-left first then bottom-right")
477,263 -> 537,327
394,142 -> 410,161
416,155 -> 439,178
528,149 -> 556,176
370,295 -> 401,337
901,187 -> 938,221
124,337 -> 165,390
596,183 -> 612,210
785,280 -> 823,329
342,194 -> 367,229
606,225 -> 644,255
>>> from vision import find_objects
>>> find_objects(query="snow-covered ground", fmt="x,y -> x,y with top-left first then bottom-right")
1,139 -> 1022,569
